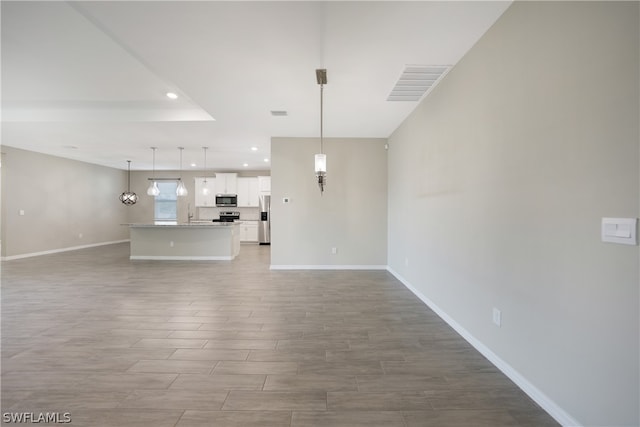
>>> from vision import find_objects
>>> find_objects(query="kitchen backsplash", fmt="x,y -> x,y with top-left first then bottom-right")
198,207 -> 260,221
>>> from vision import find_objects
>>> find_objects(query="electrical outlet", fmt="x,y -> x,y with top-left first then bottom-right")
78,233 -> 83,239
19,210 -> 25,216
492,308 -> 502,327
331,247 -> 337,254
405,258 -> 409,267
169,241 -> 174,247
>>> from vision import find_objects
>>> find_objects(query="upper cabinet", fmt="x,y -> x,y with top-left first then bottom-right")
196,173 -> 264,207
258,176 -> 271,195
215,173 -> 237,195
237,177 -> 259,207
194,177 -> 216,207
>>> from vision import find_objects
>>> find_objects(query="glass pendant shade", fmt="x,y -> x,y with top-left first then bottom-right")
315,153 -> 326,193
147,181 -> 160,196
202,179 -> 209,196
176,180 -> 188,196
315,153 -> 326,173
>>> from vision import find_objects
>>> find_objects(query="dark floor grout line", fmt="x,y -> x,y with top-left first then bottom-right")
172,409 -> 187,427
219,390 -> 231,412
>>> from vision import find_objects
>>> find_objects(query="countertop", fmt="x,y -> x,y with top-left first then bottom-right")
126,222 -> 240,228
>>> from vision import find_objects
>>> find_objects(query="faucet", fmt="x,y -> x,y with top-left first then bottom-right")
187,203 -> 194,223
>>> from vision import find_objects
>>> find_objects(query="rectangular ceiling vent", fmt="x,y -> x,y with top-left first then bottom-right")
270,110 -> 288,117
387,65 -> 451,102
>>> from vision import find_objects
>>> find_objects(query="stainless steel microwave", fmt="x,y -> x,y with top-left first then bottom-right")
215,194 -> 237,207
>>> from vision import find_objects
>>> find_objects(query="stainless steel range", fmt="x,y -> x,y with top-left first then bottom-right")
212,211 -> 240,222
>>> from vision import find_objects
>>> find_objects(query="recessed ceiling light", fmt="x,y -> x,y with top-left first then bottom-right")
251,147 -> 258,151
190,162 -> 197,168
264,158 -> 269,162
243,163 -> 249,167
166,92 -> 178,99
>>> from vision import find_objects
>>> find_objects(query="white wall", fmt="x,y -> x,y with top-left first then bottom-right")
271,137 -> 387,268
387,2 -> 639,426
1,146 -> 129,258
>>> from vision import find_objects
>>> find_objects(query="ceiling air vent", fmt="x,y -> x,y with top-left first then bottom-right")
270,110 -> 288,117
387,65 -> 451,102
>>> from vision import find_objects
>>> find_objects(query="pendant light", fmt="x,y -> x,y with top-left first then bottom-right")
147,147 -> 160,196
201,146 -> 209,196
119,160 -> 138,205
315,69 -> 327,194
176,147 -> 188,196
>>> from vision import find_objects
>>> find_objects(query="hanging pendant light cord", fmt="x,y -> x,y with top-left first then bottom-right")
152,148 -> 156,179
127,160 -> 132,191
320,83 -> 324,154
203,147 -> 208,180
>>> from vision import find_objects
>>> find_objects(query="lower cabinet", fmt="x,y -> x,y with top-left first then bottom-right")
239,221 -> 259,242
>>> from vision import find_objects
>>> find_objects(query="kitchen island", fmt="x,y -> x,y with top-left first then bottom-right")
128,222 -> 240,260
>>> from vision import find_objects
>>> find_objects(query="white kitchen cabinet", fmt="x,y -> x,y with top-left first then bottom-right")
237,177 -> 259,207
239,221 -> 258,242
215,173 -> 237,194
194,177 -> 216,207
258,176 -> 271,195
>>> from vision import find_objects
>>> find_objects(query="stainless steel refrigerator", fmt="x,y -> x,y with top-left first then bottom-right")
258,195 -> 271,245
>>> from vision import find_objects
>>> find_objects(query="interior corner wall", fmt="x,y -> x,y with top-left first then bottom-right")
0,146 -> 129,258
271,137 -> 387,268
387,2 -> 639,426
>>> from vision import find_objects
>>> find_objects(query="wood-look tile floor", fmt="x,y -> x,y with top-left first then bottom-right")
1,243 -> 558,426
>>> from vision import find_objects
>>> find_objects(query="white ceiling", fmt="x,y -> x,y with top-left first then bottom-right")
1,1 -> 511,171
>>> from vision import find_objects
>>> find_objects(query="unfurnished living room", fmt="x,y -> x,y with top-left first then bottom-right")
1,2 -> 638,427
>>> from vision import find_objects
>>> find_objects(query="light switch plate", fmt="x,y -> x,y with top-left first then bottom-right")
601,218 -> 638,245
492,308 -> 501,327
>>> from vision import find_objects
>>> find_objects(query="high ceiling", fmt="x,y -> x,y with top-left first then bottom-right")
1,1 -> 511,171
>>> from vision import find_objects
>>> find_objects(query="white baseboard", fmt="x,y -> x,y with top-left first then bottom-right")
1,240 -> 130,261
270,264 -> 388,270
386,266 -> 581,427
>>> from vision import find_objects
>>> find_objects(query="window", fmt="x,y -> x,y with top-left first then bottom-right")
154,181 -> 177,222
